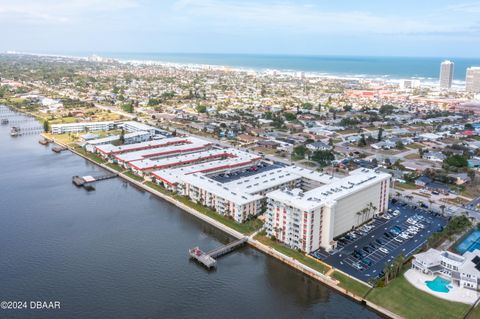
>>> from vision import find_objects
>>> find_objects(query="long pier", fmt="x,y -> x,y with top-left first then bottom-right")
189,237 -> 248,269
72,173 -> 118,191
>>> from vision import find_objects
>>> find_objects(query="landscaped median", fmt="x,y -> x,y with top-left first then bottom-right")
366,274 -> 470,319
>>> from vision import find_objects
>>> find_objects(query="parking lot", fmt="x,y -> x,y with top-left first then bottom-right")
311,201 -> 448,284
209,161 -> 286,183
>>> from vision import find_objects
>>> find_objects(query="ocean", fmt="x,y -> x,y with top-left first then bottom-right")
79,52 -> 480,83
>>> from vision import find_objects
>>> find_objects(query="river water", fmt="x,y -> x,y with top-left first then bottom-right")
0,107 -> 380,319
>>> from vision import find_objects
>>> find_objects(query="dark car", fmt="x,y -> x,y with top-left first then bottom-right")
384,232 -> 393,238
368,242 -> 376,249
362,246 -> 372,253
353,249 -> 365,258
375,238 -> 384,245
361,258 -> 372,266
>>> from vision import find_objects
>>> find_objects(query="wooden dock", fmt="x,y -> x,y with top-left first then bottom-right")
189,237 -> 248,269
72,174 -> 118,190
52,145 -> 67,152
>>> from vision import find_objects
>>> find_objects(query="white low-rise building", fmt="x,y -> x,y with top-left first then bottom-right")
51,121 -> 115,134
84,131 -> 152,153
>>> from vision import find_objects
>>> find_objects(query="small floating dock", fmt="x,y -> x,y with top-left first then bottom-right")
52,145 -> 67,153
189,237 -> 248,269
72,174 -> 118,191
39,138 -> 50,145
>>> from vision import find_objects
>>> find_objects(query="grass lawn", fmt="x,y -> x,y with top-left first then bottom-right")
367,275 -> 470,319
123,171 -> 145,182
49,117 -> 78,124
466,304 -> 480,319
255,233 -> 329,274
73,146 -> 106,164
45,133 -> 79,145
408,143 -> 424,149
106,163 -> 124,172
405,153 -> 420,160
331,271 -> 371,297
144,182 -> 263,235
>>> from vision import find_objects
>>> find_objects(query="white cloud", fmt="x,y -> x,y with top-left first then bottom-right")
0,0 -> 139,24
446,2 -> 480,13
171,0 -> 478,36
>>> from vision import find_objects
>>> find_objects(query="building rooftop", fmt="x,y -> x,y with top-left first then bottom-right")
267,168 -> 391,211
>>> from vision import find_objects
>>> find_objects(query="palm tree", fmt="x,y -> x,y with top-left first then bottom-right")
383,265 -> 391,285
439,204 -> 446,216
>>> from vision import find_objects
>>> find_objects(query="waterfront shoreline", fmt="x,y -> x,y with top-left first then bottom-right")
43,134 -> 401,319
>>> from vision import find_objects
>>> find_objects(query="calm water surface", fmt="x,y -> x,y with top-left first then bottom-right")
0,107 -> 380,319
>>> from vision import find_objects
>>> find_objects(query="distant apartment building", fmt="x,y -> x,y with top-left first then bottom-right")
439,60 -> 454,89
466,67 -> 480,93
51,121 -> 115,134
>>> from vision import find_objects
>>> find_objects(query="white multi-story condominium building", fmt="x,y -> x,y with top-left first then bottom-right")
466,67 -> 480,93
439,60 -> 454,89
265,168 -> 391,253
51,121 -> 115,134
412,248 -> 480,291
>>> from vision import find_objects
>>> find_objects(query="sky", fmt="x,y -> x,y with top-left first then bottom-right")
1,0 -> 480,57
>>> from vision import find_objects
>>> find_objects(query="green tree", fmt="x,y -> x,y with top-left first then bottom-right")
377,127 -> 383,141
43,120 -> 49,133
311,150 -> 334,167
396,141 -> 405,149
379,104 -> 395,115
196,104 -> 207,113
444,155 -> 468,168
283,112 -> 297,121
292,145 -> 308,159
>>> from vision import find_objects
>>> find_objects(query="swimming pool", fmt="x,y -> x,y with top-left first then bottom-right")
456,230 -> 480,254
426,276 -> 451,293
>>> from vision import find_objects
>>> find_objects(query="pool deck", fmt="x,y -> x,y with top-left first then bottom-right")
404,269 -> 479,304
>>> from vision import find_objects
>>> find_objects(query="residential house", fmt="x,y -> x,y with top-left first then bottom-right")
306,141 -> 332,152
423,151 -> 447,162
415,176 -> 432,187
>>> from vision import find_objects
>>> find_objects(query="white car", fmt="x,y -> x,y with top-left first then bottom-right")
399,233 -> 409,240
416,223 -> 425,229
394,237 -> 403,243
393,210 -> 400,216
379,247 -> 389,254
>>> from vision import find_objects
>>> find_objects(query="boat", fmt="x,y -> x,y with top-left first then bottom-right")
10,127 -> 20,136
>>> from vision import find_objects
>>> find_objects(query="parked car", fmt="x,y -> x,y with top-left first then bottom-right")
361,258 -> 372,266
379,247 -> 389,254
394,237 -> 403,243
